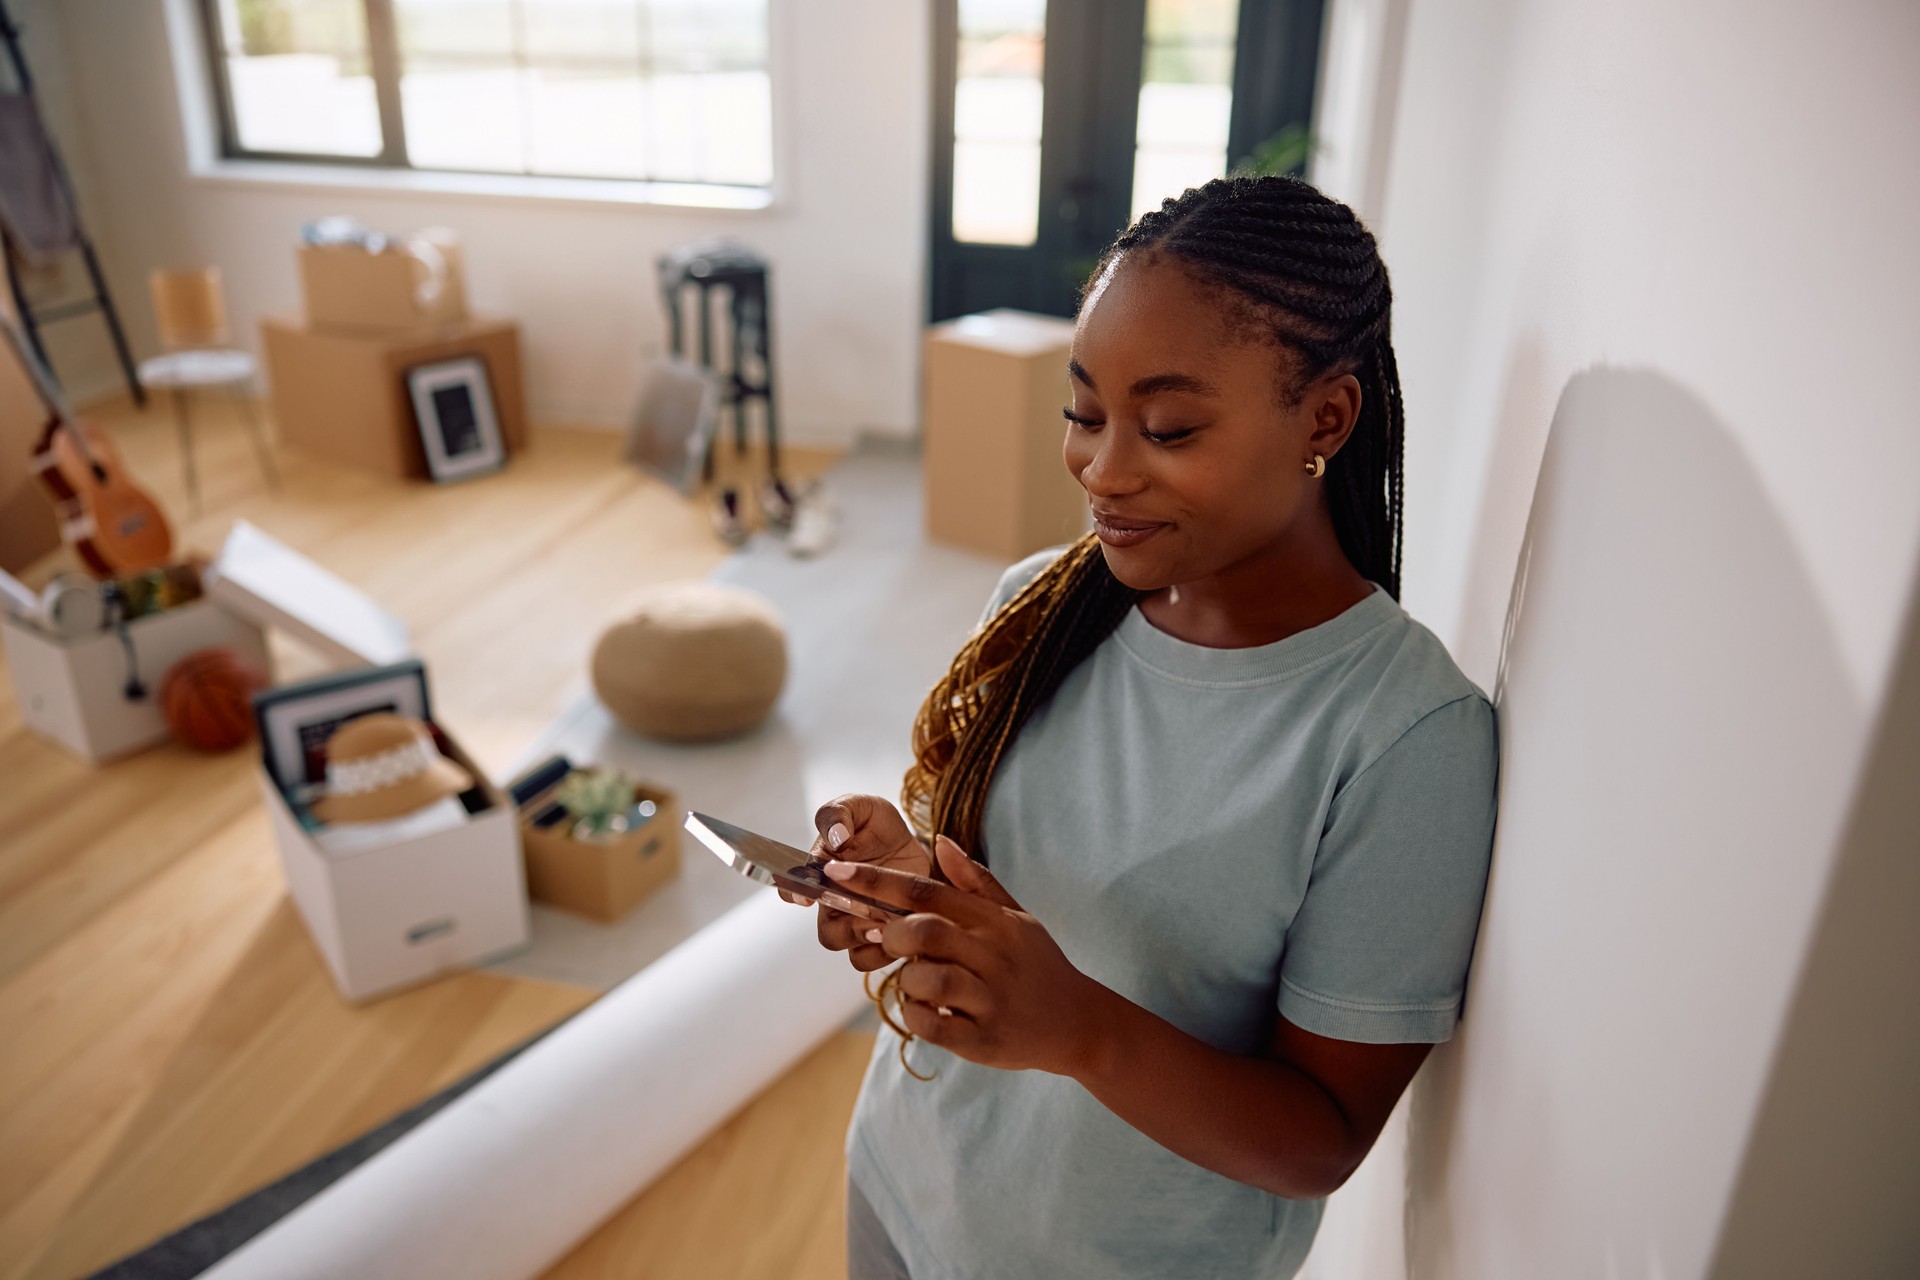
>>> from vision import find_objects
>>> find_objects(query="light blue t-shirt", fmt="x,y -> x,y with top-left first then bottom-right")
847,550 -> 1498,1280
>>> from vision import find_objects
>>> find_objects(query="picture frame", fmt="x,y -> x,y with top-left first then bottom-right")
624,355 -> 719,495
406,356 -> 506,483
252,659 -> 432,794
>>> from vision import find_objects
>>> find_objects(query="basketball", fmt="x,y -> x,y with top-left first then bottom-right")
161,647 -> 266,752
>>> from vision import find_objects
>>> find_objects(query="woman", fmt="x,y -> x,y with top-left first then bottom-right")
794,175 -> 1497,1279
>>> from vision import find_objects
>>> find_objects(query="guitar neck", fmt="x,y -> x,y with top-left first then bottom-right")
1,311 -> 99,470
1,311 -> 74,415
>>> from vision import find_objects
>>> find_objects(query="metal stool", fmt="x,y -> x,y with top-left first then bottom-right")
657,242 -> 780,481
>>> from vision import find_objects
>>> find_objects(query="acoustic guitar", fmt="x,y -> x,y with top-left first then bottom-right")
2,314 -> 172,576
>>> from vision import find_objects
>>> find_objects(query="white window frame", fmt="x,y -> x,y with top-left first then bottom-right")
163,0 -> 786,212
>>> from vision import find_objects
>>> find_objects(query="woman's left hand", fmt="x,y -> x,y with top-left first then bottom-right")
823,835 -> 1112,1078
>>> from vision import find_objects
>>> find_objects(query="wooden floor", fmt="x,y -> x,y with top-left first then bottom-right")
0,394 -> 871,1280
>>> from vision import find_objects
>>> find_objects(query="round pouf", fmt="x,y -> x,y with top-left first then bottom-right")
161,647 -> 267,752
592,582 -> 788,742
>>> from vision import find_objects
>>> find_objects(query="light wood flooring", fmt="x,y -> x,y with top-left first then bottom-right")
0,392 -> 872,1280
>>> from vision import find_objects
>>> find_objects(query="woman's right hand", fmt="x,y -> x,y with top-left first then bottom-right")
784,793 -> 930,972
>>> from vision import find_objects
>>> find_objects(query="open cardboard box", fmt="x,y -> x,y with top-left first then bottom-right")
519,774 -> 683,924
1,519 -> 408,763
299,240 -> 468,335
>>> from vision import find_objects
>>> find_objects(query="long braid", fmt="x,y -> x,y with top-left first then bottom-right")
903,534 -> 1135,861
885,176 -> 1406,1074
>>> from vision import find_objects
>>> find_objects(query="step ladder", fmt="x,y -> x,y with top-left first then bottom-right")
0,0 -> 145,407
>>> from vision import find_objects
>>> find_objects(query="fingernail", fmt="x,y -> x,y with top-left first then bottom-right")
828,822 -> 850,851
823,860 -> 856,881
865,928 -> 883,944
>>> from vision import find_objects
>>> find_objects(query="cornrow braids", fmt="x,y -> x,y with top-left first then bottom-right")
1098,174 -> 1405,596
901,175 -> 1405,864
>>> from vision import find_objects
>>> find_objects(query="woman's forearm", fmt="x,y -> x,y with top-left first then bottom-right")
1067,983 -> 1359,1200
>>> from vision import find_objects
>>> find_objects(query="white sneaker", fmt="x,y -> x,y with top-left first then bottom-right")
786,483 -> 838,558
710,486 -> 750,547
759,476 -> 799,532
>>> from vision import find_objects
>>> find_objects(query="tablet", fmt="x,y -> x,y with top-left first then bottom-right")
684,811 -> 911,922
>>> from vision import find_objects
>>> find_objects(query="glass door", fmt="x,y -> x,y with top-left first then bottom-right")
927,0 -> 1326,322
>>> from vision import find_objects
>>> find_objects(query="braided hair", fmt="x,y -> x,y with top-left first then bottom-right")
903,175 -> 1405,862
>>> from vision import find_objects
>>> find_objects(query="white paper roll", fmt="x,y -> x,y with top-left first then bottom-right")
204,893 -> 870,1280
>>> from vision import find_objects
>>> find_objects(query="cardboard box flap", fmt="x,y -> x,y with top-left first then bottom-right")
206,520 -> 410,668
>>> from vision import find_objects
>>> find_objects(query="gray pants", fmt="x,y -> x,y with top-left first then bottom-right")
847,1178 -> 912,1280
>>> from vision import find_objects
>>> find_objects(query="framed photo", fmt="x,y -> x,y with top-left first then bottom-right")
624,355 -> 718,495
252,659 -> 432,794
407,356 -> 506,483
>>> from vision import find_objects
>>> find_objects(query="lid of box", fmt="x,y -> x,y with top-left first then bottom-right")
930,308 -> 1075,357
205,520 -> 410,668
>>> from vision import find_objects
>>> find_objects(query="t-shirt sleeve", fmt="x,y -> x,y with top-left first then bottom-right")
1277,694 -> 1499,1044
977,546 -> 1068,629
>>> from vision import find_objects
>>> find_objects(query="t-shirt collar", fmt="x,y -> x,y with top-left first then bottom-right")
1112,583 -> 1401,685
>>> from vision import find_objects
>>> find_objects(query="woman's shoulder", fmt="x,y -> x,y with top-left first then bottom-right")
979,545 -> 1071,626
1323,598 -> 1494,779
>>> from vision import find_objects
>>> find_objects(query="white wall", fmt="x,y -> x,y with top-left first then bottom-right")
21,0 -> 929,445
1308,0 -> 1920,1275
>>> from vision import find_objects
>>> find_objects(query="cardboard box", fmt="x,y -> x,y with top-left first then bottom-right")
2,599 -> 270,762
922,309 -> 1089,561
299,241 -> 468,334
261,317 -> 528,480
260,733 -> 529,1001
520,782 -> 682,923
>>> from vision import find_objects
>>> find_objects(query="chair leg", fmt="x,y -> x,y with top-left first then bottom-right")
234,387 -> 282,492
172,389 -> 200,514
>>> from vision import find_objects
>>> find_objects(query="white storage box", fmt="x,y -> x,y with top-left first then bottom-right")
3,519 -> 409,763
2,599 -> 270,762
258,731 -> 529,1002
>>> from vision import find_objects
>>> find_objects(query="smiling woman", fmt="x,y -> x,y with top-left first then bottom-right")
794,175 -> 1494,1280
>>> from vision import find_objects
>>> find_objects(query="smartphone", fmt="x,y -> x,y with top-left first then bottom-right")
684,811 -> 910,922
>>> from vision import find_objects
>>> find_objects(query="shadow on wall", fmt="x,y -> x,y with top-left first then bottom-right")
1403,368 -> 1861,1278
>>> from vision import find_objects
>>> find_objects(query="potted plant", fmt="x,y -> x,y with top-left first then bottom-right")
554,766 -> 640,841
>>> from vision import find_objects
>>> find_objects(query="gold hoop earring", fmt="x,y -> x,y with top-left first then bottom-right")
1305,454 -> 1326,479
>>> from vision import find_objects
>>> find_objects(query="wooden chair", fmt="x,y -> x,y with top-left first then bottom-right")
140,267 -> 279,510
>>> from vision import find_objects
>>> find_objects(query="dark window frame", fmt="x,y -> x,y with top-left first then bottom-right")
927,0 -> 1327,322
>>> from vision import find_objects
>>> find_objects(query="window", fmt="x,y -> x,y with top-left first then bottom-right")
950,0 -> 1046,247
202,0 -> 772,191
1130,0 -> 1239,221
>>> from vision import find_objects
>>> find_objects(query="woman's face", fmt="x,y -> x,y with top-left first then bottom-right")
1062,251 -> 1357,593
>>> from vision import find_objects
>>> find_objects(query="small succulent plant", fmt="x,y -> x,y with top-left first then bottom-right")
555,768 -> 637,839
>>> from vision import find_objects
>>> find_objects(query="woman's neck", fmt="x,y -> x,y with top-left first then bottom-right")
1137,525 -> 1375,650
